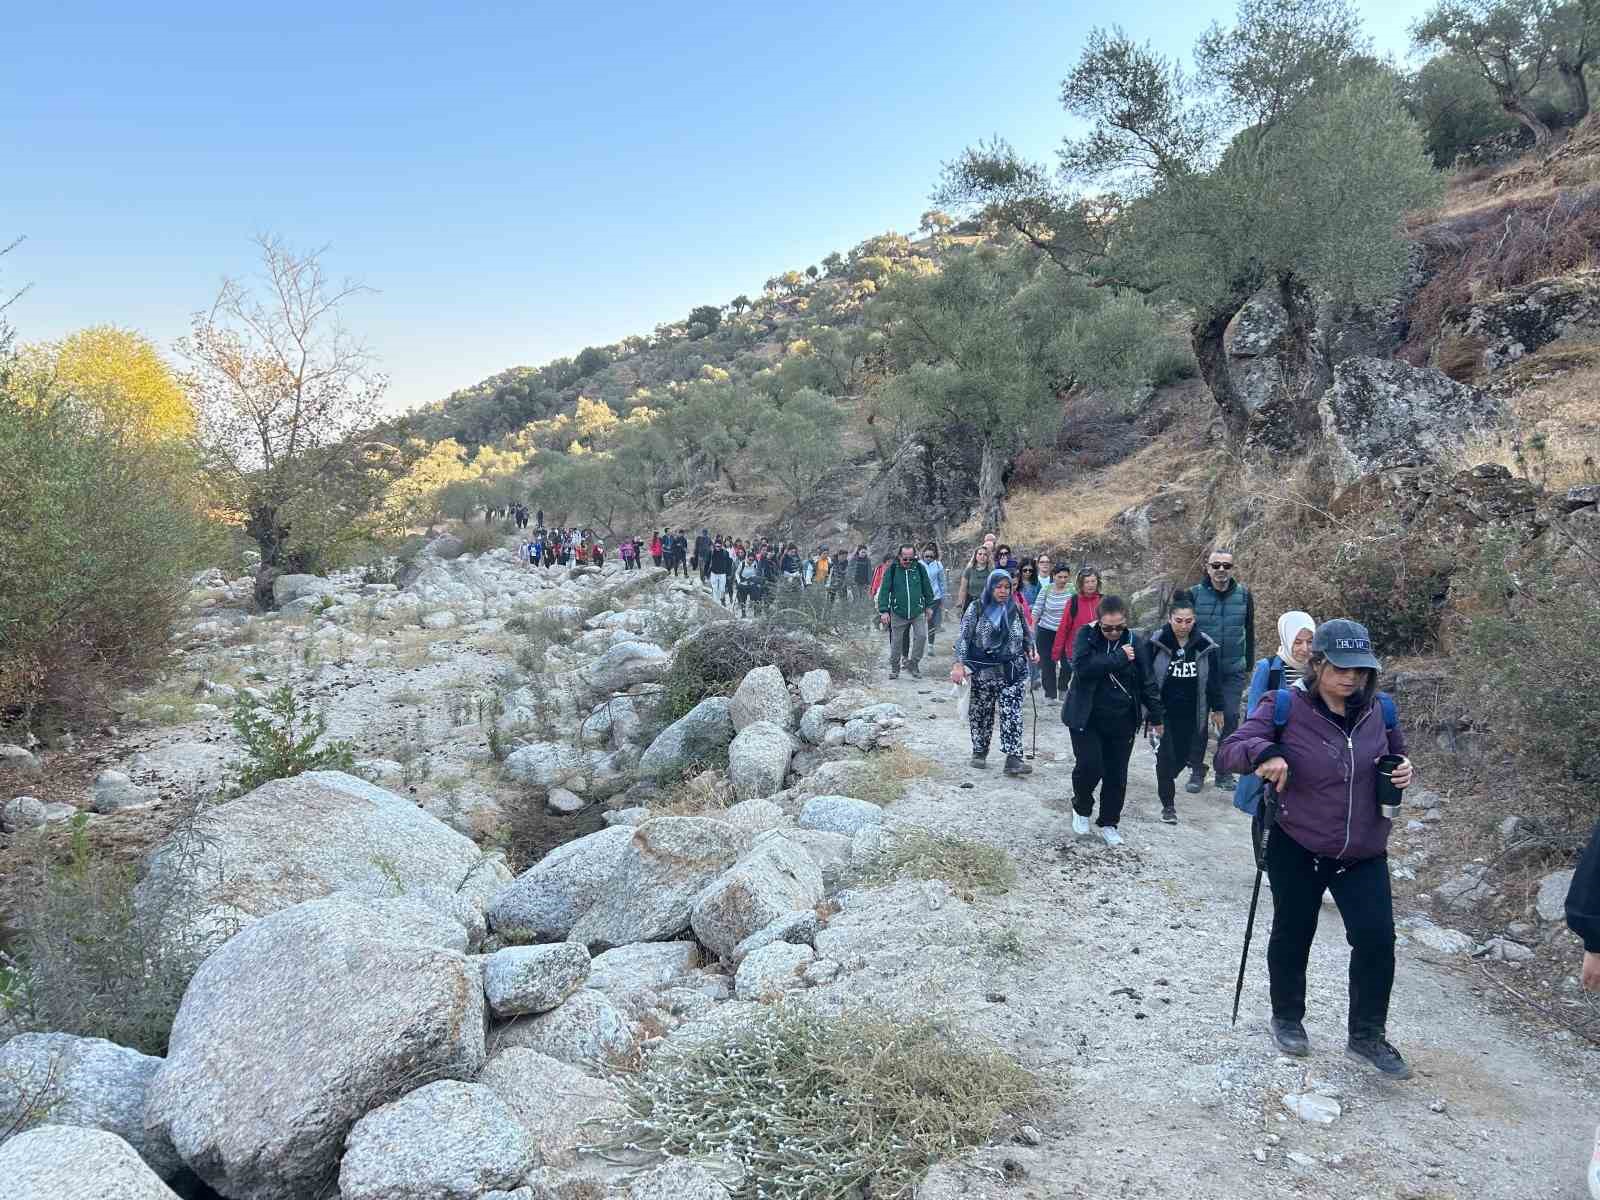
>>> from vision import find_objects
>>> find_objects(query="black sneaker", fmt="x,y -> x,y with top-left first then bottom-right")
889,668 -> 900,680
1004,754 -> 1033,776
1270,1018 -> 1311,1057
971,754 -> 989,769
908,663 -> 921,679
1161,804 -> 1177,824
1184,769 -> 1205,794
1214,772 -> 1237,791
1346,1036 -> 1412,1079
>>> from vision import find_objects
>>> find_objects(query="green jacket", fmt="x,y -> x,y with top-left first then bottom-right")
877,559 -> 935,620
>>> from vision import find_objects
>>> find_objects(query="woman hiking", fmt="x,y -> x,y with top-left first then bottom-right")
954,544 -> 995,615
1149,589 -> 1224,823
1217,619 -> 1415,1078
951,569 -> 1038,777
1048,567 -> 1102,693
1062,594 -> 1161,846
1033,563 -> 1075,701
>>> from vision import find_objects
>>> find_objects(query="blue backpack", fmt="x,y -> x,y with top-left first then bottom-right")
1231,688 -> 1398,817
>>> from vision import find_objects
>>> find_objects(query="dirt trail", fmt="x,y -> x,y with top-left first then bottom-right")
863,659 -> 1594,1200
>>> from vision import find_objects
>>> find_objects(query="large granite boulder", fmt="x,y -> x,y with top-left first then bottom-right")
0,1033 -> 179,1179
690,832 -> 824,962
483,943 -> 591,1018
638,697 -> 735,781
491,990 -> 636,1072
728,721 -> 794,801
0,1126 -> 179,1200
581,641 -> 671,695
146,896 -> 485,1200
729,665 -> 793,732
338,1080 -> 534,1200
477,1048 -> 630,1168
134,771 -> 509,942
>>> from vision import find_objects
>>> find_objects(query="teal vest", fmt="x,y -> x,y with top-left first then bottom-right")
1192,580 -> 1250,674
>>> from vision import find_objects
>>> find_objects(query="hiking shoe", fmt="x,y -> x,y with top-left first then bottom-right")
908,663 -> 921,679
1270,1018 -> 1311,1057
1184,769 -> 1205,794
1214,772 -> 1237,791
1161,804 -> 1178,824
1100,826 -> 1124,847
971,754 -> 989,769
1004,754 -> 1033,776
1071,814 -> 1091,836
1346,1036 -> 1412,1079
889,668 -> 900,680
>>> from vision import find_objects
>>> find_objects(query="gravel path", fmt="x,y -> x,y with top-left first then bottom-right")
862,658 -> 1595,1200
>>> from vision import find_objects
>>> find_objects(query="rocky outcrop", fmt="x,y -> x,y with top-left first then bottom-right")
1319,356 -> 1506,485
476,1048 -> 629,1169
1440,270 -> 1600,372
728,721 -> 794,801
638,697 -> 736,780
729,664 -> 794,731
147,897 -> 485,1200
483,943 -> 592,1017
338,1081 -> 534,1200
690,832 -> 825,961
0,1126 -> 180,1200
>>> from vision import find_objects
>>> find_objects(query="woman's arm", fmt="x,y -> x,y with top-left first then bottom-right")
1217,694 -> 1283,777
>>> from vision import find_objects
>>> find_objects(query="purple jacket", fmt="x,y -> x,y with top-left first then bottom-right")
1217,684 -> 1406,861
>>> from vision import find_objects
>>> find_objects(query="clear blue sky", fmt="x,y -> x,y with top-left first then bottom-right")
8,0 -> 1431,413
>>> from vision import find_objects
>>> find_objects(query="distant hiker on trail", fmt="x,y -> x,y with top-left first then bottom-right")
672,530 -> 690,577
735,551 -> 762,616
694,528 -> 712,581
780,542 -> 802,585
851,545 -> 872,603
535,508 -> 543,530
709,538 -> 733,606
1150,589 -> 1224,823
619,537 -> 637,570
877,543 -> 935,680
1217,619 -> 1415,1078
921,543 -> 946,648
1192,547 -> 1255,792
650,532 -> 663,568
1061,595 -> 1161,846
951,568 -> 1037,776
1047,567 -> 1101,694
592,540 -> 604,568
954,544 -> 995,615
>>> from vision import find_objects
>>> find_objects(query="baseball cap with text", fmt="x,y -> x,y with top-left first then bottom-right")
1312,618 -> 1381,670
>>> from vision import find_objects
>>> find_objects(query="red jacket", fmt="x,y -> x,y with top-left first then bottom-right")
869,561 -> 888,596
1050,592 -> 1102,661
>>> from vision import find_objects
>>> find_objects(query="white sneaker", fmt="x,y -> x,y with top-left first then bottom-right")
1071,814 -> 1091,836
1100,826 -> 1124,847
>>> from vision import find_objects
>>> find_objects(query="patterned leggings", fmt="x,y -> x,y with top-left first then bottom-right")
968,674 -> 1025,757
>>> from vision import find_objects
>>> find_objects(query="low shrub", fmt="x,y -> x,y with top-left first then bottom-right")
0,806 -> 232,1056
225,684 -> 357,796
595,1005 -> 1040,1200
863,827 -> 1017,894
0,387 -> 220,721
852,746 -> 935,807
657,612 -> 851,724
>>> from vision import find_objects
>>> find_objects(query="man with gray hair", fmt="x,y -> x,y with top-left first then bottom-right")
1191,546 -> 1255,790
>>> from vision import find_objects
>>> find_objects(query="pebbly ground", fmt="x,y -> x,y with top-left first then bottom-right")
853,646 -> 1595,1200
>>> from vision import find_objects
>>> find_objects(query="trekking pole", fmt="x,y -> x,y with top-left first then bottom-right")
1026,685 -> 1038,761
1231,781 -> 1277,1027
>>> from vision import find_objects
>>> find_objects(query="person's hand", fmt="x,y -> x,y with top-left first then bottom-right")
880,612 -> 891,627
1121,643 -> 1136,662
1151,724 -> 1163,739
1211,711 -> 1225,733
951,663 -> 967,684
1583,950 -> 1600,992
1388,756 -> 1413,789
1027,647 -> 1040,663
1255,756 -> 1290,789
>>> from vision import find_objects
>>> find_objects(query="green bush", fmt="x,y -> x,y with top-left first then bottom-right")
459,523 -> 503,555
1,808 -> 231,1055
0,387 -> 220,718
225,684 -> 356,796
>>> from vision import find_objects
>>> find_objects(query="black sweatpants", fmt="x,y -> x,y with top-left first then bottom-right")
1155,719 -> 1205,805
1265,830 -> 1396,1039
1069,710 -> 1138,827
1036,627 -> 1064,699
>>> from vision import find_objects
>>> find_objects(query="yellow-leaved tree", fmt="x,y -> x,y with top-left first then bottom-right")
22,325 -> 196,440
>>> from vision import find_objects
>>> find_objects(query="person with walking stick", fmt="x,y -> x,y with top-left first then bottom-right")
1217,619 -> 1414,1078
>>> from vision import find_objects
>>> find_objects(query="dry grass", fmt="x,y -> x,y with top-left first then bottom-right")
851,745 -> 936,807
864,827 -> 1017,894
1449,340 -> 1600,489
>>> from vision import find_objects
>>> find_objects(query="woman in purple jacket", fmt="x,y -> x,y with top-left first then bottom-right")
1217,619 -> 1415,1078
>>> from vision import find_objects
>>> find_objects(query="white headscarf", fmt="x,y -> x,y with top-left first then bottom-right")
1276,611 -> 1316,665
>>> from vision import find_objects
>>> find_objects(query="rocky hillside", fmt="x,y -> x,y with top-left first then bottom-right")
1,545 -> 1594,1199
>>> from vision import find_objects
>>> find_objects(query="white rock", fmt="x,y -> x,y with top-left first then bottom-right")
421,608 -> 459,630
483,943 -> 592,1017
2,795 -> 48,831
691,832 -> 825,961
720,797 -> 788,839
734,941 -> 814,1001
730,909 -> 820,966
90,769 -> 155,814
546,786 -> 586,816
487,826 -> 635,942
730,664 -> 793,732
1536,869 -> 1575,923
798,705 -> 831,745
271,574 -> 333,606
1409,923 -> 1476,955
798,794 -> 884,836
339,1080 -> 533,1200
0,743 -> 41,776
1282,1092 -> 1342,1125
587,942 -> 701,996
1484,936 -> 1536,963
477,1048 -> 629,1169
629,1157 -> 732,1200
728,721 -> 794,802
492,990 -> 636,1072
581,641 -> 671,695
798,669 -> 833,705
0,1126 -> 180,1199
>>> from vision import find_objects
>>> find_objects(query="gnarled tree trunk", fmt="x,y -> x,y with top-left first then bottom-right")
977,436 -> 1007,537
1501,94 -> 1553,146
245,503 -> 290,610
1190,288 -> 1256,445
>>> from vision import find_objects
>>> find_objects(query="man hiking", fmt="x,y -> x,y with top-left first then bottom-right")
1149,589 -> 1224,823
1192,547 -> 1255,791
876,543 -> 935,680
694,528 -> 713,582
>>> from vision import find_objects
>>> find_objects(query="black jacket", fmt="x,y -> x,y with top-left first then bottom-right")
1567,819 -> 1600,953
1150,625 -> 1224,740
709,547 -> 732,575
1061,624 -> 1163,732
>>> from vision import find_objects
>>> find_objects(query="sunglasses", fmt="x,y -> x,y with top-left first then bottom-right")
1208,562 -> 1235,570
1099,622 -> 1127,634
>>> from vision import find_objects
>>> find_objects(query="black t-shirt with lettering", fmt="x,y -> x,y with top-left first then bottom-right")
1162,642 -> 1200,714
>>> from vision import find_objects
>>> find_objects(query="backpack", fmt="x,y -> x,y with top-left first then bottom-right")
1232,687 -> 1399,818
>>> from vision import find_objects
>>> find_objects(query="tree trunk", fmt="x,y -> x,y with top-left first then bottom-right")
1502,94 -> 1553,146
1190,293 -> 1255,445
1559,62 -> 1590,124
1271,271 -> 1332,449
977,436 -> 1007,537
245,503 -> 290,610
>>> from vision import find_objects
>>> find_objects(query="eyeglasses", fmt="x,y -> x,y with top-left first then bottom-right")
1208,562 -> 1234,571
1099,623 -> 1127,634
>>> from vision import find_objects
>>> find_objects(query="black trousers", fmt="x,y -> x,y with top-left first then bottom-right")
1155,718 -> 1206,805
1069,710 -> 1138,827
1265,830 -> 1396,1039
1036,627 -> 1064,699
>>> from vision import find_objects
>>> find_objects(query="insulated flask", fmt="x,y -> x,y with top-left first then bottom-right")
1375,754 -> 1405,819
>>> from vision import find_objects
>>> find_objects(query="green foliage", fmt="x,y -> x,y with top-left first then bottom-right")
751,387 -> 842,502
1,805 -> 234,1055
686,305 -> 723,338
225,685 -> 357,796
1404,50 -> 1523,164
0,381 -> 220,718
596,1005 -> 1040,1200
1412,1 -> 1561,142
575,345 -> 612,377
458,523 -> 503,555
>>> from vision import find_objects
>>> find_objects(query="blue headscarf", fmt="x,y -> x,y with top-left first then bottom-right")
981,568 -> 1015,629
